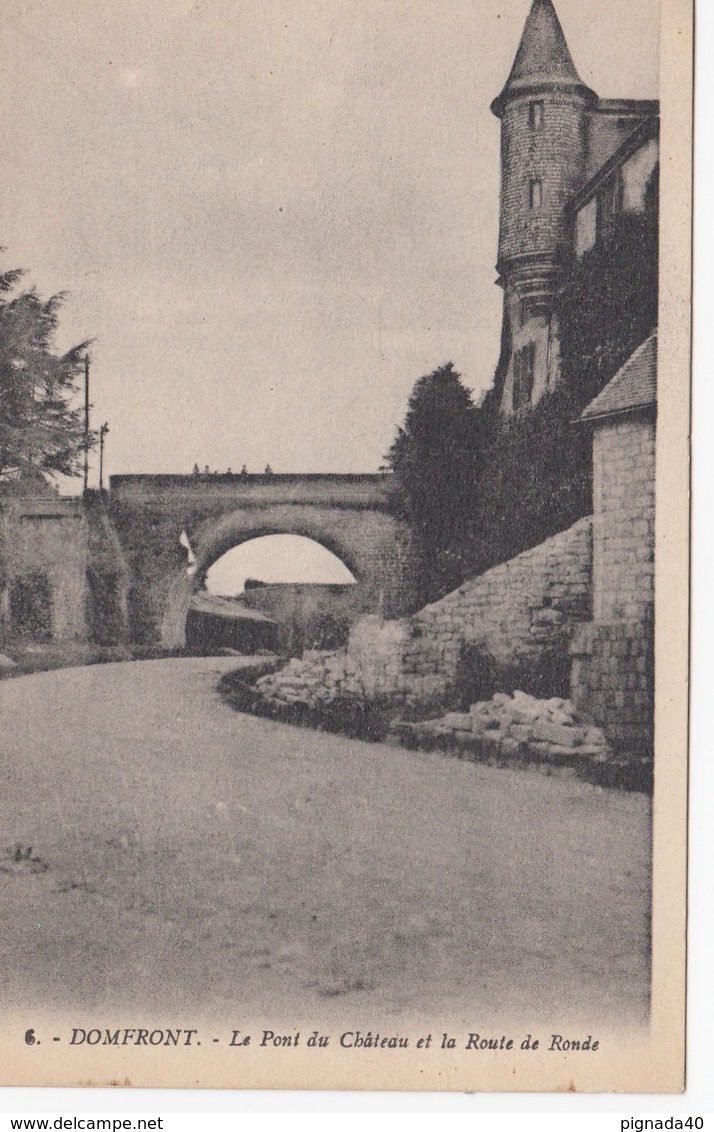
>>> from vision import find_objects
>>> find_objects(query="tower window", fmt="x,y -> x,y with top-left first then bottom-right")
611,167 -> 624,214
529,101 -> 544,129
512,343 -> 536,410
529,178 -> 543,209
596,167 -> 624,241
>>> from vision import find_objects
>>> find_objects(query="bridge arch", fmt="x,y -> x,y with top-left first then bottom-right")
162,508 -> 394,648
108,474 -> 419,650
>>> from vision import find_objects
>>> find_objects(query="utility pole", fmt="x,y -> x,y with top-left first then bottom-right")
83,355 -> 90,493
99,422 -> 109,491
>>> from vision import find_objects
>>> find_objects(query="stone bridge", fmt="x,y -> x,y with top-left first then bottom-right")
108,473 -> 419,648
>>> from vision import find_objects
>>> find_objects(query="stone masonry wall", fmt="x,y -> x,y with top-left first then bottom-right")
109,473 -> 418,643
571,621 -> 653,754
109,488 -> 418,648
0,495 -> 89,642
410,516 -> 592,681
571,413 -> 656,754
592,416 -> 655,622
499,93 -> 589,264
0,489 -> 131,647
345,517 -> 593,704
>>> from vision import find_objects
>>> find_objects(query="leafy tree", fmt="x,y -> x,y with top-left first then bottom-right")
386,362 -> 482,600
472,387 -> 592,573
0,261 -> 92,482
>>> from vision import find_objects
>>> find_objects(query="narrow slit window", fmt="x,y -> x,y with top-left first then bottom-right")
529,178 -> 543,209
596,168 -> 624,243
512,343 -> 536,411
529,101 -> 544,130
612,167 -> 624,214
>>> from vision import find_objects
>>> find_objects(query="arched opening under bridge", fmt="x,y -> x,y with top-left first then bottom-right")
183,531 -> 365,656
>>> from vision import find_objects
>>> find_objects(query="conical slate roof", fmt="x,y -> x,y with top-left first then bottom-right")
491,0 -> 596,117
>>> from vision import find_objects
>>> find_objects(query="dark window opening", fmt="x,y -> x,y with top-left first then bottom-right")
529,101 -> 544,130
529,178 -> 543,209
512,343 -> 536,410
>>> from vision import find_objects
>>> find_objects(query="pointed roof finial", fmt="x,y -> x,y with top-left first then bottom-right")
491,0 -> 596,117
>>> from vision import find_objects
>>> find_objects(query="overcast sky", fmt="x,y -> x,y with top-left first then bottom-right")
0,0 -> 659,479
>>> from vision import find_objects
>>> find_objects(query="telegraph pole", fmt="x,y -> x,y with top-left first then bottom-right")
83,355 -> 90,493
99,422 -> 109,491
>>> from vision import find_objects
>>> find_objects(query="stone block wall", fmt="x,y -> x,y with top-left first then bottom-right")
410,515 -> 593,682
571,412 -> 656,753
0,495 -> 89,641
109,483 -> 419,648
592,417 -> 655,622
347,616 -> 413,699
240,582 -> 363,654
498,93 -> 590,263
571,621 -> 654,753
0,488 -> 130,647
345,517 -> 593,705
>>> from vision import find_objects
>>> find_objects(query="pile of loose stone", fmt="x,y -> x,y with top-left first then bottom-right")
254,650 -> 363,708
390,690 -> 612,765
250,658 -> 612,767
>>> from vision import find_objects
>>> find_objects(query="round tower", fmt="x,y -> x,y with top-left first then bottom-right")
492,0 -> 596,316
490,0 -> 597,411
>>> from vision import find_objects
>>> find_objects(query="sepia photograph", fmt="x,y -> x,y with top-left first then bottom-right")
0,0 -> 690,1094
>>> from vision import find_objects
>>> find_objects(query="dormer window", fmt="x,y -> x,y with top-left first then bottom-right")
529,100 -> 544,130
529,178 -> 543,209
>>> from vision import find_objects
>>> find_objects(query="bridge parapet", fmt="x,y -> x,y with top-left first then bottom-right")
109,473 -> 396,512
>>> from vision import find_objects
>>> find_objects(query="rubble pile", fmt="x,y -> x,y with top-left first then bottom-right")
390,690 -> 612,765
243,661 -> 614,770
254,650 -> 364,708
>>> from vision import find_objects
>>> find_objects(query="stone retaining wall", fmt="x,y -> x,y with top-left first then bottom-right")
344,518 -> 593,704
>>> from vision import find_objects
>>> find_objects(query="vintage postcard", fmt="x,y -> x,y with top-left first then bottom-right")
0,0 -> 690,1093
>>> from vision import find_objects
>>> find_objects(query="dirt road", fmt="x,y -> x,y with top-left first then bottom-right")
0,657 -> 650,1027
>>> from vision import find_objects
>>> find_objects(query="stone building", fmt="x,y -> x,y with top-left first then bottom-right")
0,480 -> 89,643
0,481 -> 130,649
571,333 -> 657,752
491,0 -> 658,414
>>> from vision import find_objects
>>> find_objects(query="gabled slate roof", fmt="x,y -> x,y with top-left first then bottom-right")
580,333 -> 658,422
492,0 -> 595,116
